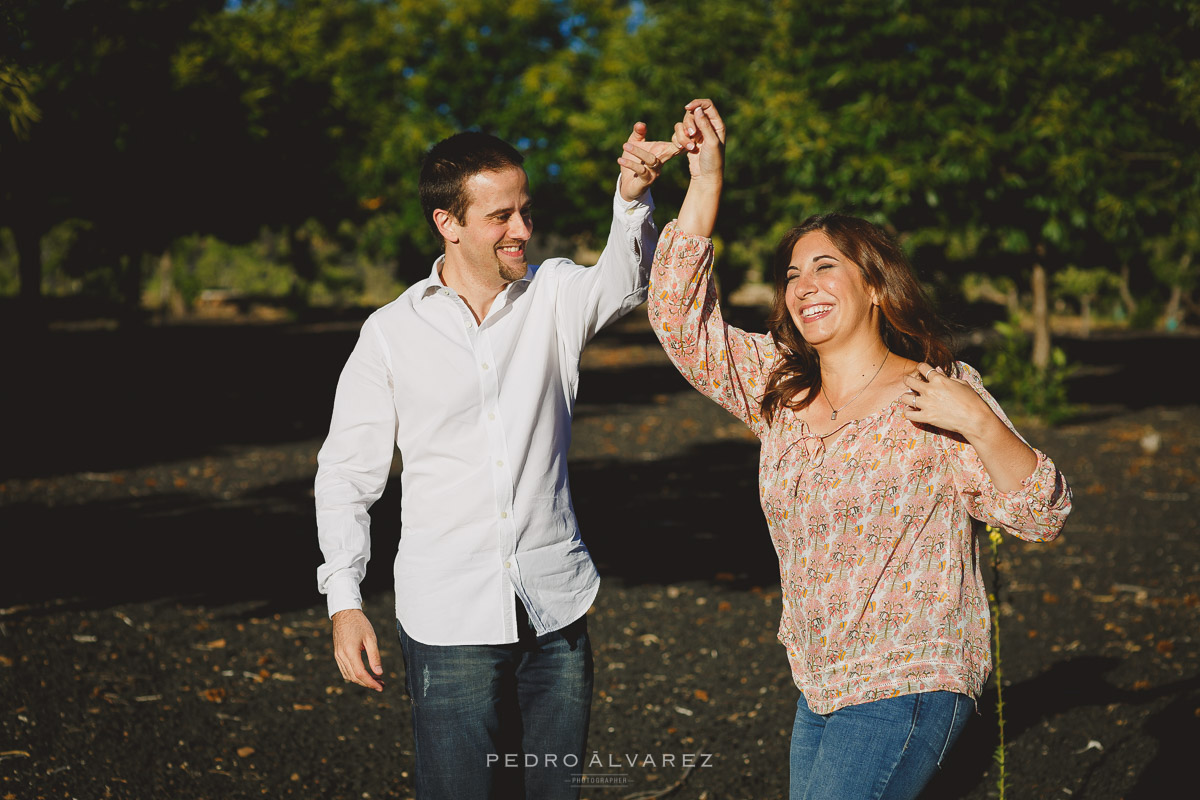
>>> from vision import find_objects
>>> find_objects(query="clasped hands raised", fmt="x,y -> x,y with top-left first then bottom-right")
617,98 -> 728,200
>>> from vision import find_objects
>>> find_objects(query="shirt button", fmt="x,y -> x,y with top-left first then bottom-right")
504,561 -> 512,569
482,363 -> 490,370
488,413 -> 495,421
500,511 -> 508,519
496,460 -> 504,467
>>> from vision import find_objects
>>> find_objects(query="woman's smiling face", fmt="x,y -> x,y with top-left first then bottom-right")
784,231 -> 880,347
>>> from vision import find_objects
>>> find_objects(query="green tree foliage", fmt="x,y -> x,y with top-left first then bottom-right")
177,0 -> 631,285
725,0 -> 1197,357
1,0 -> 226,316
3,0 -> 1197,344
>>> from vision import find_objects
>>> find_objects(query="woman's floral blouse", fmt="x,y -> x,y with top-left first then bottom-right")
648,221 -> 1072,714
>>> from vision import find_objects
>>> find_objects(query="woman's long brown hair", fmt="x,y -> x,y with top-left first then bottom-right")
760,214 -> 956,425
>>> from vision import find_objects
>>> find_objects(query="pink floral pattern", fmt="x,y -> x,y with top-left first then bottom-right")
648,221 -> 1072,714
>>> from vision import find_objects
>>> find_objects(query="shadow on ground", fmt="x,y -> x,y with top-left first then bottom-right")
0,435 -> 774,614
926,656 -> 1200,799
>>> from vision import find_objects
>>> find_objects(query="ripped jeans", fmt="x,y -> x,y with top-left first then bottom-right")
789,690 -> 973,800
396,607 -> 592,800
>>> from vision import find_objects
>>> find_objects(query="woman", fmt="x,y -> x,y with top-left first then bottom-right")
644,100 -> 1072,799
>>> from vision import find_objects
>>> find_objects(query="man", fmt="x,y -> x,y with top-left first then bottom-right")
315,123 -> 679,799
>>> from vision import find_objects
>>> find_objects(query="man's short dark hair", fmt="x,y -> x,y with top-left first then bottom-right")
419,132 -> 525,240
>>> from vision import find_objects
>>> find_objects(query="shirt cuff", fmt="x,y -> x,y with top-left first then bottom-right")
614,176 -> 655,218
324,576 -> 364,619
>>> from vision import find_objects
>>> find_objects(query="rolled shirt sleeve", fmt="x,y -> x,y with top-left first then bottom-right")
315,317 -> 398,617
944,363 -> 1073,542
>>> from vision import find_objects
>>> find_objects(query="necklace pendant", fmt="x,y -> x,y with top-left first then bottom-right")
830,410 -> 838,421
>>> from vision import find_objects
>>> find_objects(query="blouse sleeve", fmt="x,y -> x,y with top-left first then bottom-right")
647,220 -> 776,438
943,362 -> 1073,542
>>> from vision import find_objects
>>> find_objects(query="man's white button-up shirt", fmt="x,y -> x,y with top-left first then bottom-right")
316,185 -> 657,645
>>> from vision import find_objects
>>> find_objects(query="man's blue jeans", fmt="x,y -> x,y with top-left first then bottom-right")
790,690 -> 972,800
396,608 -> 592,800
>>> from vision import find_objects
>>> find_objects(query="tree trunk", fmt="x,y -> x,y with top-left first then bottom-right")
156,248 -> 183,323
1080,295 -> 1092,338
12,220 -> 45,328
1118,264 -> 1138,319
1162,253 -> 1192,331
1164,283 -> 1183,331
14,221 -> 44,304
119,251 -> 145,326
1031,261 -> 1051,370
289,226 -> 317,308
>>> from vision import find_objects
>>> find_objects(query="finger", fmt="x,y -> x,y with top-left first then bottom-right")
681,109 -> 700,143
915,362 -> 934,381
651,139 -> 685,160
616,156 -> 650,175
692,105 -> 721,143
685,99 -> 725,140
673,122 -> 695,152
901,373 -> 924,391
626,121 -> 647,143
623,142 -> 664,171
364,635 -> 383,676
698,102 -> 726,141
904,400 -> 935,419
351,654 -> 384,691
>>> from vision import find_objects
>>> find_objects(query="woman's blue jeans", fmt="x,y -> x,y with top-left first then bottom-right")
396,611 -> 592,800
790,690 -> 972,800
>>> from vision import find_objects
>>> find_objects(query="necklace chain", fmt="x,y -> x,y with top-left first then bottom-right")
820,351 -> 890,421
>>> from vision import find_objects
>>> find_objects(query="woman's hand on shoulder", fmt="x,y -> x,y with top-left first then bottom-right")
899,362 -> 994,438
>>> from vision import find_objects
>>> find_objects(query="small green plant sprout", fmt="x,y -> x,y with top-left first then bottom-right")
987,524 -> 1007,800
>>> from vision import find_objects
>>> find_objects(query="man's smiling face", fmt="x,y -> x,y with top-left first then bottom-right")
453,166 -> 533,283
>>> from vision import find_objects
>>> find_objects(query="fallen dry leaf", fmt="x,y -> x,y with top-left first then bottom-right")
694,689 -> 709,702
236,746 -> 255,758
203,688 -> 227,703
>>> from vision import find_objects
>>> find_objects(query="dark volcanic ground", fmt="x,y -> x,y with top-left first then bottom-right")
1,308 -> 1198,800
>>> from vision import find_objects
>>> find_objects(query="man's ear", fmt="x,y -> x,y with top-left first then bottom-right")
433,209 -> 460,244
